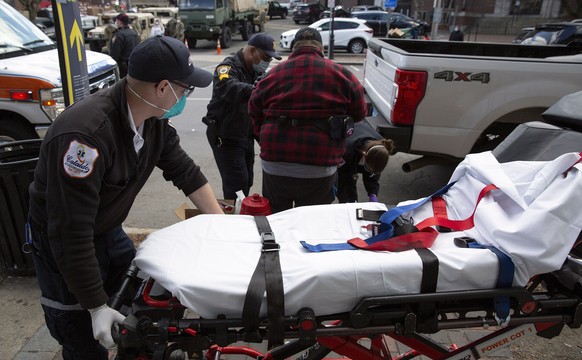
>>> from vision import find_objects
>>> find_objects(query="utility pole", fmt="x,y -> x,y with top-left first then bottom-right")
328,0 -> 335,59
431,0 -> 442,40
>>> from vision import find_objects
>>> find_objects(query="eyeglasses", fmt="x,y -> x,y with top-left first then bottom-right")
255,48 -> 272,62
171,81 -> 195,97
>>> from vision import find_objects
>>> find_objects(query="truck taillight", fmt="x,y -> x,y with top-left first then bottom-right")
392,69 -> 427,126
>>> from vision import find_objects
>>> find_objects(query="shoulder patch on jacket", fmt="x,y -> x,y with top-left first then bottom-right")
63,140 -> 99,179
217,65 -> 231,81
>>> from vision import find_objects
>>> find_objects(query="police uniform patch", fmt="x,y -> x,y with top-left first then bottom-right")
217,65 -> 231,81
63,140 -> 99,178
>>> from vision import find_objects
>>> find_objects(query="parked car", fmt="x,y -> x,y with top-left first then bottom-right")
33,16 -> 55,39
288,0 -> 302,10
350,10 -> 428,37
322,5 -> 349,18
512,26 -> 535,43
292,2 -> 327,24
280,17 -> 372,53
350,5 -> 384,12
519,22 -> 582,46
81,15 -> 99,43
268,1 -> 288,19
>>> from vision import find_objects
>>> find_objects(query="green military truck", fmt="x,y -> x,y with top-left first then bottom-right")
178,0 -> 259,49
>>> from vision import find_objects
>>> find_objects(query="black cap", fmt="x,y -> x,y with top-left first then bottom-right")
294,27 -> 322,44
247,33 -> 282,60
116,13 -> 129,25
128,36 -> 213,88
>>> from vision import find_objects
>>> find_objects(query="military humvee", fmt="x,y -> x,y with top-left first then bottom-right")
139,7 -> 185,41
86,12 -> 155,53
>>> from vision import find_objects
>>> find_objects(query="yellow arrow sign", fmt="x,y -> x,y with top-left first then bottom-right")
69,19 -> 84,62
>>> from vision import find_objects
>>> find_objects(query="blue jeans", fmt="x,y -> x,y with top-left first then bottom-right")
31,222 -> 135,360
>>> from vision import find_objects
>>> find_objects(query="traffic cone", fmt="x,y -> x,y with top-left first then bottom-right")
216,40 -> 221,55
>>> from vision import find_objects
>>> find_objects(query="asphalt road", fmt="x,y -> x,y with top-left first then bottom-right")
122,17 -> 459,230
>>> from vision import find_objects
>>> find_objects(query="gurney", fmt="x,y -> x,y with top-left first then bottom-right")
112,117 -> 582,359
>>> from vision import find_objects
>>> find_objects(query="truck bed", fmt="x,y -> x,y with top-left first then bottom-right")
368,39 -> 582,59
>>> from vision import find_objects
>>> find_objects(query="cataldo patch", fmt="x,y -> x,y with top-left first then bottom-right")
63,140 -> 99,178
217,65 -> 231,81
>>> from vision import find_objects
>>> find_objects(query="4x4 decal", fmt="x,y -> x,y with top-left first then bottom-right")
434,71 -> 490,83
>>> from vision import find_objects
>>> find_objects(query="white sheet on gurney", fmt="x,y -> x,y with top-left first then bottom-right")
135,202 -> 500,319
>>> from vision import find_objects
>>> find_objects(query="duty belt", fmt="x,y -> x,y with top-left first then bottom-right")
266,116 -> 330,134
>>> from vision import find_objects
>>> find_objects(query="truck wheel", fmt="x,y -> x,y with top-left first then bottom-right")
220,27 -> 232,49
294,20 -> 300,24
241,21 -> 253,41
347,39 -> 366,54
0,117 -> 39,145
471,122 -> 519,153
187,37 -> 197,49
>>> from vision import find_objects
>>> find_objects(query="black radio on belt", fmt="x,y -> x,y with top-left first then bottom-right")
328,115 -> 354,139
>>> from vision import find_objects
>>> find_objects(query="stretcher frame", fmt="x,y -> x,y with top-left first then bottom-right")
112,247 -> 582,360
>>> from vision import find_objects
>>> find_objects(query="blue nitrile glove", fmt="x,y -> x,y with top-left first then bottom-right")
369,194 -> 378,202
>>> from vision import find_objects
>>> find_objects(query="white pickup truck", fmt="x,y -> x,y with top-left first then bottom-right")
363,38 -> 582,171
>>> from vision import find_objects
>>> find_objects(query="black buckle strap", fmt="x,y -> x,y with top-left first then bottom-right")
242,216 -> 285,348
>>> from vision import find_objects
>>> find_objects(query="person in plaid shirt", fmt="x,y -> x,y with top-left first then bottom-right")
248,27 -> 367,213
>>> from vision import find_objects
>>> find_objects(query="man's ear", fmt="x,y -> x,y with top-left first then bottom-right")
155,80 -> 170,97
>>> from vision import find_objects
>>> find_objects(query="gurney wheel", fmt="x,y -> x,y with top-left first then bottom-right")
167,350 -> 185,360
164,344 -> 186,360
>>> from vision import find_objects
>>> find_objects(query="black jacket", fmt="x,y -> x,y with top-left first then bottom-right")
109,26 -> 140,63
28,79 -> 208,309
337,122 -> 384,202
205,50 -> 259,142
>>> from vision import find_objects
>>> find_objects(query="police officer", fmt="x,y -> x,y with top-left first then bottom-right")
204,33 -> 281,200
110,13 -> 140,78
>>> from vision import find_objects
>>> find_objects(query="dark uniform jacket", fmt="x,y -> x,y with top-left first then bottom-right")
109,26 -> 140,77
338,122 -> 384,201
205,50 -> 257,143
28,78 -> 208,309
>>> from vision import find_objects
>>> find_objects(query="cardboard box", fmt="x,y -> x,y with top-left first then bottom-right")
174,199 -> 235,221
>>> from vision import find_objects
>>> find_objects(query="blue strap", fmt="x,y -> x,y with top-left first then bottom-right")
300,182 -> 455,252
468,242 -> 514,321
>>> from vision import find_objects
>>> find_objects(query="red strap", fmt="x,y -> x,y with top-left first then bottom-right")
415,184 -> 498,231
347,184 -> 499,252
432,196 -> 448,220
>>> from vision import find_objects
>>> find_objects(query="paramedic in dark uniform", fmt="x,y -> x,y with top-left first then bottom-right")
337,122 -> 394,203
248,27 -> 367,213
109,12 -> 140,78
28,36 -> 224,360
204,33 -> 281,200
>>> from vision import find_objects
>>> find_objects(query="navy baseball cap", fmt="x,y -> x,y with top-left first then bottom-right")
128,36 -> 213,88
248,33 -> 282,60
294,27 -> 322,44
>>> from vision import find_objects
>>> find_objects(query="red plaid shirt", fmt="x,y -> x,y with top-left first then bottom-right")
249,46 -> 367,166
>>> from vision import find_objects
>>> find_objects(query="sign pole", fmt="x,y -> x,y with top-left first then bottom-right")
52,0 -> 90,107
